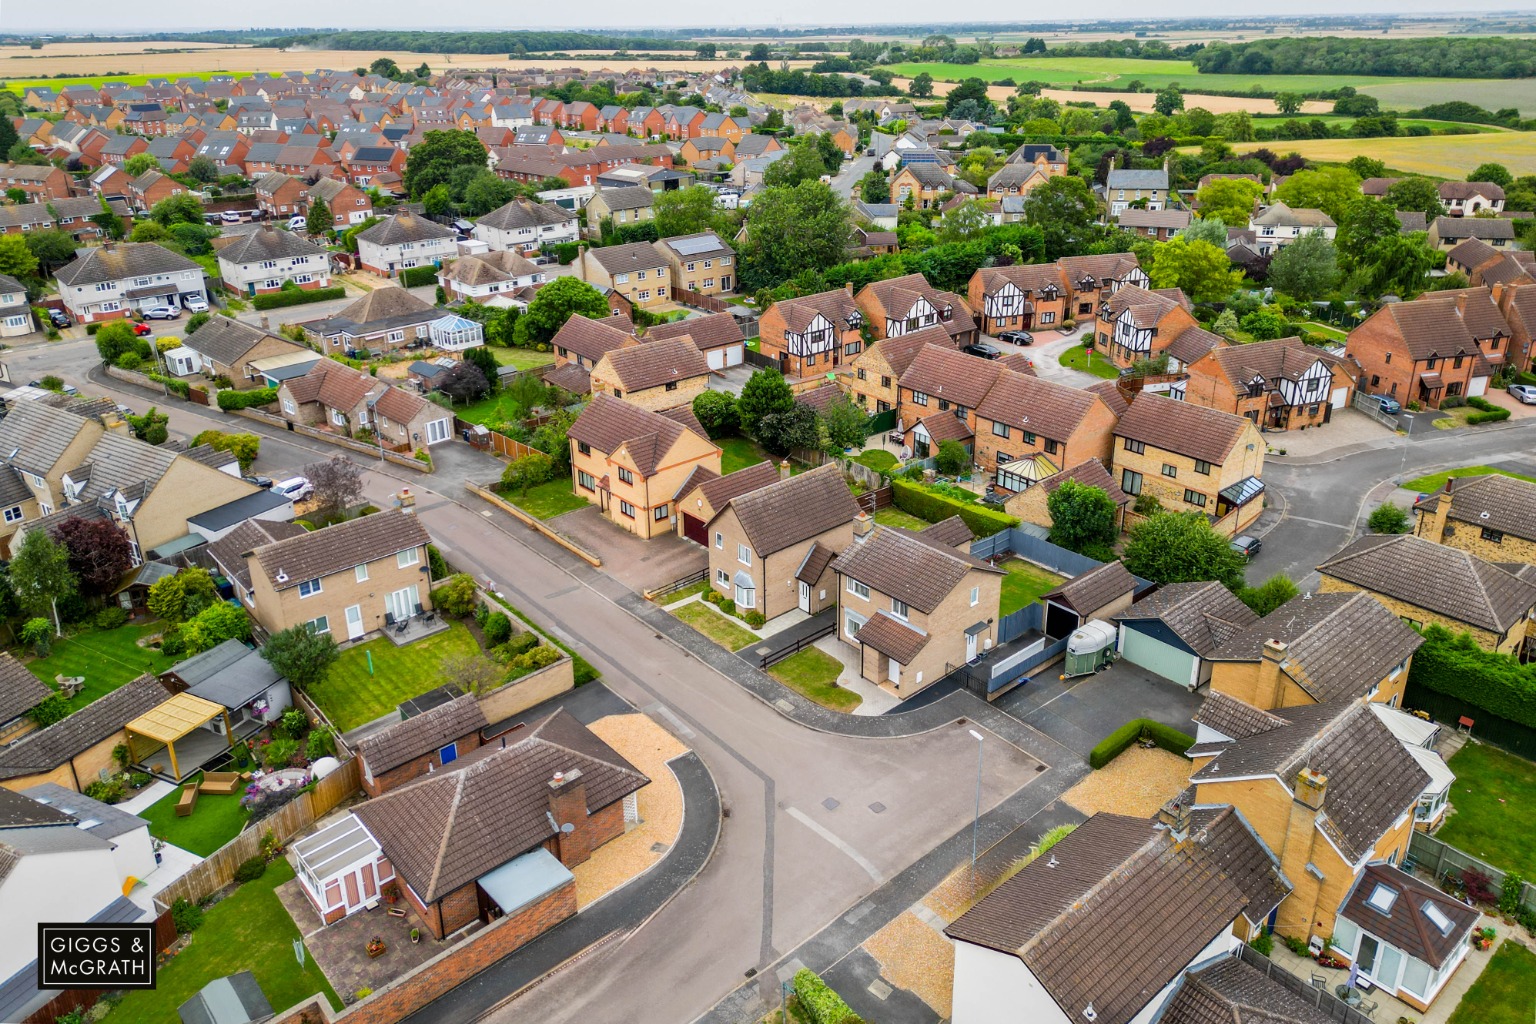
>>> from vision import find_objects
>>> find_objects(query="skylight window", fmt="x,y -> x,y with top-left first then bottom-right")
1366,884 -> 1398,914
1423,902 -> 1455,935
76,819 -> 100,830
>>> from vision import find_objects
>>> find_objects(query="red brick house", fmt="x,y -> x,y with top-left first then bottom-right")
127,170 -> 190,213
356,694 -> 488,798
0,162 -> 74,201
1345,289 -> 1505,408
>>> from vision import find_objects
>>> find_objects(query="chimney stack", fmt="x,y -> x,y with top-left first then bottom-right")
779,459 -> 790,481
1260,637 -> 1289,709
1157,796 -> 1191,843
1294,768 -> 1327,811
853,511 -> 873,541
395,488 -> 416,514
547,768 -> 592,867
260,314 -> 270,331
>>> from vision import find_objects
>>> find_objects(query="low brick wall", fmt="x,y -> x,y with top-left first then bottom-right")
465,481 -> 602,567
477,655 -> 574,724
229,408 -> 432,473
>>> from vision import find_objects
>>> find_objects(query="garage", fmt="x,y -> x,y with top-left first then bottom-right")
724,343 -> 744,367
1331,386 -> 1349,409
707,348 -> 725,370
681,513 -> 708,546
1118,624 -> 1199,689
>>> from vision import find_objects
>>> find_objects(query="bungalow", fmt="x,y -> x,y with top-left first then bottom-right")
590,335 -> 710,412
1413,472 -> 1536,564
308,287 -> 479,356
356,694 -> 488,798
215,225 -> 332,296
1181,335 -> 1355,431
1112,393 -> 1266,534
354,212 -> 457,277
179,316 -> 314,388
578,241 -> 671,309
0,653 -> 53,747
277,360 -> 455,450
0,675 -> 170,793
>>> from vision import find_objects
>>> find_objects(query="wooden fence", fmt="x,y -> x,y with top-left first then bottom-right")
453,417 -> 542,460
669,285 -> 730,312
857,485 -> 893,515
1409,828 -> 1536,915
151,758 -> 362,914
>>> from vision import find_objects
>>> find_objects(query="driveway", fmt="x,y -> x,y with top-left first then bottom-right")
708,364 -> 757,396
1014,327 -> 1101,388
547,505 -> 707,594
993,660 -> 1204,757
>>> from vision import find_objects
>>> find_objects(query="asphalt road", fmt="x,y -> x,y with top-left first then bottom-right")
829,154 -> 877,199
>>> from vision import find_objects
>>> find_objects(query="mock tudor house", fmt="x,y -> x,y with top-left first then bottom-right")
1317,532 -> 1536,655
1414,472 -> 1536,564
55,242 -> 208,324
1180,335 -> 1356,430
215,225 -> 332,297
759,286 -> 866,379
1094,284 -> 1199,371
472,197 -> 579,253
832,519 -> 1004,699
967,263 -> 1071,336
354,211 -> 457,277
1113,393 -> 1266,534
654,232 -> 735,296
705,464 -> 860,622
856,273 -> 977,346
568,394 -> 721,539
589,335 -> 710,411
1346,290 -> 1504,408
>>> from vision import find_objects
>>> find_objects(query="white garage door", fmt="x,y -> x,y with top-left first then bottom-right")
1331,386 -> 1349,409
1469,376 -> 1489,397
725,344 -> 744,367
707,348 -> 725,370
1119,627 -> 1198,688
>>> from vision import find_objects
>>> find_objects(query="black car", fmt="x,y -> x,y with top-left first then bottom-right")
1231,535 -> 1262,559
46,308 -> 70,328
243,475 -> 274,489
963,342 -> 1001,360
997,330 -> 1034,346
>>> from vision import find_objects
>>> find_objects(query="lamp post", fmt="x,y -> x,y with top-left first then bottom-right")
969,728 -> 984,890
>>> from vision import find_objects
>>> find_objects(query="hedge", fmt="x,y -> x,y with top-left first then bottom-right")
147,373 -> 191,398
792,969 -> 854,1024
1089,718 -> 1194,769
488,592 -> 600,685
399,265 -> 439,288
217,386 -> 278,411
1409,625 -> 1536,730
250,286 -> 347,311
889,478 -> 1018,538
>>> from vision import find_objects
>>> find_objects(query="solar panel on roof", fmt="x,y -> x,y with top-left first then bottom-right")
668,235 -> 725,257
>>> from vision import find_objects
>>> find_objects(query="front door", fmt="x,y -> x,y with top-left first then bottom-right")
345,604 -> 364,640
966,632 -> 978,662
887,657 -> 900,685
798,581 -> 811,612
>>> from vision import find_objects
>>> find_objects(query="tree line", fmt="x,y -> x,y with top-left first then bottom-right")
1192,35 -> 1536,78
740,64 -> 901,97
264,30 -> 690,53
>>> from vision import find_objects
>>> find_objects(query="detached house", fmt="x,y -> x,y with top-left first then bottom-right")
1247,205 -> 1336,256
758,286 -> 864,379
472,197 -> 579,254
843,326 -> 949,413
1113,393 -> 1266,534
1059,252 -> 1149,320
706,464 -> 860,621
1413,472 -> 1536,564
1427,215 -> 1514,251
584,185 -> 654,230
55,242 -> 207,324
967,263 -> 1070,336
1439,180 -> 1505,217
1181,335 -> 1356,430
655,232 -> 735,296
1345,290 -> 1503,408
179,316 -> 315,389
578,242 -> 671,309
354,211 -> 457,277
215,224 -> 332,296
1105,159 -> 1170,216
309,287 -> 480,356
277,359 -> 454,449
590,335 -> 710,412
856,273 -> 977,346
1094,284 -> 1199,371
552,313 -> 636,371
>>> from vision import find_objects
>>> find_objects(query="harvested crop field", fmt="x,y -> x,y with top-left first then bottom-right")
1184,132 -> 1536,177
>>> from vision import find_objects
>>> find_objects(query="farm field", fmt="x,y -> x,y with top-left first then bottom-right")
1183,132 -> 1536,176
1250,114 -> 1505,133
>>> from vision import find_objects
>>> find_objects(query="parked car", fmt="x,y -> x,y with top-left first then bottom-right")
1373,394 -> 1402,415
288,216 -> 308,231
220,210 -> 242,224
997,330 -> 1034,346
182,294 -> 209,313
28,380 -> 78,396
143,305 -> 181,320
1508,384 -> 1536,405
272,477 -> 313,501
132,322 -> 153,336
45,308 -> 70,328
962,342 -> 1002,360
243,475 -> 274,489
1231,535 -> 1262,559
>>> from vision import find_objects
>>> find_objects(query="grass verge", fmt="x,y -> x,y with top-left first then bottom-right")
1059,345 -> 1120,379
507,477 -> 588,519
1402,465 -> 1536,493
769,647 -> 861,712
674,601 -> 759,652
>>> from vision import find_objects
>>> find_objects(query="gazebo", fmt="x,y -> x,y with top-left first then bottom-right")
124,693 -> 234,782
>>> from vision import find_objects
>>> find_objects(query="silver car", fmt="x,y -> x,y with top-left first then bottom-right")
1508,384 -> 1536,405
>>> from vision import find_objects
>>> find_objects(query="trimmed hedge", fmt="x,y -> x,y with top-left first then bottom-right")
250,286 -> 347,311
399,265 -> 439,288
1410,625 -> 1536,730
217,386 -> 278,411
793,969 -> 854,1024
145,372 -> 191,398
1089,718 -> 1195,770
889,478 -> 1018,538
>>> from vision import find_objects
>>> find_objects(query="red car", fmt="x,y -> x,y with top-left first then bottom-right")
132,322 -> 152,336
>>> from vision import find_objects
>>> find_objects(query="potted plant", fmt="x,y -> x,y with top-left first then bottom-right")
382,882 -> 400,906
366,937 -> 386,958
410,927 -> 420,944
152,837 -> 165,865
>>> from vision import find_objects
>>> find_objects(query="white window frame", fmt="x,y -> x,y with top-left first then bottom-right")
737,543 -> 751,566
297,578 -> 323,598
355,564 -> 369,583
306,615 -> 330,634
397,548 -> 420,569
847,578 -> 869,600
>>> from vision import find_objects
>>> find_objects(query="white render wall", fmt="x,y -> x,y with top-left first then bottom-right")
952,942 -> 1070,1024
0,845 -> 129,980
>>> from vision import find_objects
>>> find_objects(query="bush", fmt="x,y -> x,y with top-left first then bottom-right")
1409,625 -> 1536,729
233,856 -> 268,883
93,605 -> 129,630
1467,407 -> 1512,424
427,544 -> 449,581
399,265 -> 439,288
1088,718 -> 1194,769
305,728 -> 336,762
20,617 -> 52,657
26,692 -> 71,727
1249,930 -> 1274,956
129,771 -> 152,788
548,242 -> 581,265
493,633 -> 541,662
433,573 -> 478,618
261,737 -> 299,769
1368,503 -> 1411,534
279,708 -> 310,740
116,352 -> 143,370
742,610 -> 766,628
511,645 -> 562,672
83,777 -> 126,804
217,386 -> 278,411
934,439 -> 969,476
483,611 -> 513,646
889,478 -> 1018,538
171,898 -> 204,935
249,285 -> 347,311
792,969 -> 854,1024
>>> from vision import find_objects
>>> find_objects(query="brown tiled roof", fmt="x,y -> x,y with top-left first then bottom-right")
1084,379 -> 1129,418
975,262 -> 1068,298
997,352 -> 1036,376
853,611 -> 931,663
1188,805 -> 1292,926
920,515 -> 973,549
1208,591 -> 1423,703
354,709 -> 647,902
1201,335 -> 1343,394
645,311 -> 743,352
543,362 -> 592,395
1374,293 -> 1507,361
1317,532 -> 1536,634
867,326 -> 951,379
725,464 -> 859,556
795,383 -> 844,412
0,653 -> 52,726
859,273 -> 951,324
551,314 -> 634,363
1102,284 -> 1186,330
1043,560 -> 1137,616
795,540 -> 839,585
976,368 -> 1106,443
1058,252 -> 1143,288
357,211 -> 454,246
358,694 -> 488,774
899,345 -> 1003,411
1166,326 -> 1227,368
657,403 -> 707,438
832,525 -> 1002,614
693,461 -> 779,512
1037,458 -> 1128,507
1420,472 -> 1536,543
1447,237 -> 1500,270
1441,180 -> 1506,202
1118,581 -> 1259,657
598,336 -> 709,393
917,412 -> 973,443
1339,863 -> 1478,969
250,509 -> 429,591
284,359 -> 378,412
1161,956 -> 1336,1024
771,288 -> 861,335
1193,691 -> 1287,742
332,284 -> 436,325
439,249 -> 541,286
373,385 -> 429,426
568,394 -> 711,475
208,519 -> 309,592
1116,392 -> 1251,466
0,675 -> 170,781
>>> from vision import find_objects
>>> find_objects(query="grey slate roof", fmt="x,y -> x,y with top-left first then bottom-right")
356,211 -> 454,246
180,316 -> 287,367
216,225 -> 327,265
595,185 -> 653,212
1117,581 -> 1259,657
55,242 -> 201,287
0,675 -> 170,781
180,643 -> 283,710
0,653 -> 51,726
588,240 -> 668,275
22,782 -> 150,842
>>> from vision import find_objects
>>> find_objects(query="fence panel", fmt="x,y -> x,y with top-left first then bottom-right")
453,417 -> 543,461
1352,391 -> 1402,429
669,286 -> 730,312
1404,683 -> 1536,760
996,604 -> 1044,644
744,348 -> 779,369
974,528 -> 1107,578
1407,831 -> 1536,915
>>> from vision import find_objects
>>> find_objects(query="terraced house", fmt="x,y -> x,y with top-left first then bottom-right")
1413,472 -> 1536,564
842,325 -> 951,414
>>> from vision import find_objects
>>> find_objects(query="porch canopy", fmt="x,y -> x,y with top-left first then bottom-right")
124,692 -> 231,782
476,847 -> 572,916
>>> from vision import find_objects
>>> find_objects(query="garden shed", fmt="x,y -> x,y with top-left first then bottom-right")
123,692 -> 233,782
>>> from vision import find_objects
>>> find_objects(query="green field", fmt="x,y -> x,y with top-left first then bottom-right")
1250,113 -> 1504,134
6,71 -> 272,96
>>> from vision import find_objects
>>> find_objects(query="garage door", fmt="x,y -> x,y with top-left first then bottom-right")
1119,627 -> 1197,687
1331,386 -> 1349,409
681,513 -> 708,546
707,348 -> 725,370
725,344 -> 744,367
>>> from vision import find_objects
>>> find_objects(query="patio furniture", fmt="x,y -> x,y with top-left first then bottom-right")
1309,973 -> 1327,989
55,675 -> 84,699
384,612 -> 396,629
175,783 -> 199,817
199,771 -> 242,795
1359,998 -> 1378,1018
414,602 -> 435,623
394,617 -> 409,635
1334,985 -> 1363,1008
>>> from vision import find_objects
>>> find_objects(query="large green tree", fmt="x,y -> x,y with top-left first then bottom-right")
402,129 -> 489,200
1383,177 -> 1445,220
653,185 -> 725,238
762,142 -> 828,188
1147,237 -> 1243,303
514,276 -> 610,346
0,235 -> 39,280
122,152 -> 158,177
1272,166 -> 1361,222
261,623 -> 340,691
1469,162 -> 1514,189
738,181 -> 853,292
1194,177 -> 1263,226
25,229 -> 79,274
149,193 -> 205,227
1021,176 -> 1100,260
1046,480 -> 1118,557
1122,511 -> 1248,591
462,170 -> 516,216
1265,229 -> 1340,301
9,529 -> 77,635
736,369 -> 795,436
306,194 -> 332,235
909,72 -> 935,98
1335,196 -> 1403,272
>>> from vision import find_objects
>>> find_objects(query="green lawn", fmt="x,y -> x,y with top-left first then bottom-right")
8,71 -> 272,96
1402,466 -> 1536,493
1446,941 -> 1536,1024
137,773 -> 251,857
674,601 -> 759,652
490,347 -> 556,370
449,393 -> 525,426
107,859 -> 342,1023
1058,345 -> 1120,380
1436,743 -> 1536,880
309,621 -> 481,732
769,648 -> 861,713
1000,559 -> 1066,616
25,623 -> 182,709
508,477 -> 588,519
718,435 -> 770,475
851,449 -> 898,473
874,507 -> 931,531
1300,321 -> 1349,342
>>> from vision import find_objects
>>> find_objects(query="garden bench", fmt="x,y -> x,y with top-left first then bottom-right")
174,783 -> 199,817
199,771 -> 241,795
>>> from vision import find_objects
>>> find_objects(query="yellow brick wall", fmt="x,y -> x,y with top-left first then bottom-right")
588,367 -> 708,413
1419,517 -> 1536,566
570,431 -> 720,540
1317,575 -> 1516,653
0,735 -> 123,794
246,542 -> 432,637
1110,424 -> 1263,523
845,569 -> 1002,698
844,349 -> 901,412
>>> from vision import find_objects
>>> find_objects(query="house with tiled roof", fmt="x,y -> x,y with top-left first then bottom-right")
645,311 -> 745,370
307,286 -> 474,355
841,325 -> 950,414
1058,253 -> 1150,321
1094,284 -> 1200,371
0,675 -> 170,792
1438,179 -> 1505,216
1317,532 -> 1536,654
856,272 -> 977,346
673,461 -> 778,546
655,232 -> 736,297
1112,393 -> 1266,534
0,653 -> 52,748
551,312 -> 637,370
590,335 -> 710,412
1414,471 -> 1536,564
1247,203 -> 1336,256
578,241 -> 671,309
567,394 -> 720,539
179,316 -> 314,389
1345,289 -> 1505,409
1114,580 -> 1259,689
584,184 -> 655,230
1428,214 -> 1515,251
472,197 -> 579,254
974,368 -> 1120,493
832,519 -> 1004,699
55,241 -> 207,324
1105,157 -> 1170,216
759,286 -> 865,379
1181,335 -> 1356,431
705,464 -> 860,622
354,211 -> 456,277
215,224 -> 332,297
967,262 -> 1072,336
437,249 -> 547,304
277,359 -> 453,452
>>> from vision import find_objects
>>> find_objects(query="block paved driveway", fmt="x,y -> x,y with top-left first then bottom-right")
994,660 -> 1204,757
545,506 -> 707,594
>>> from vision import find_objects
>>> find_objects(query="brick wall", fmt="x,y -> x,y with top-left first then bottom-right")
1317,576 -> 1513,653
362,728 -> 484,798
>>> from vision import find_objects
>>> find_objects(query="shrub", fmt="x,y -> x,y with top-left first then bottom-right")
1409,625 -> 1536,729
511,645 -> 562,672
1467,407 -> 1512,425
1249,930 -> 1274,956
1368,502 -> 1411,534
1467,395 -> 1499,412
1462,868 -> 1498,906
279,707 -> 310,740
1088,718 -> 1194,769
792,969 -> 854,1024
233,856 -> 268,883
493,633 -> 540,662
83,778 -> 126,804
250,285 -> 347,310
217,386 -> 278,411
1500,872 -> 1525,917
483,611 -> 513,647
742,610 -> 766,628
305,728 -> 336,762
27,692 -> 71,727
20,617 -> 52,657
548,242 -> 581,265
934,439 -> 969,476
399,265 -> 438,288
129,771 -> 151,788
93,605 -> 129,630
889,478 -> 1018,538
261,737 -> 299,769
427,544 -> 449,580
433,573 -> 478,617
117,352 -> 143,370
171,898 -> 204,935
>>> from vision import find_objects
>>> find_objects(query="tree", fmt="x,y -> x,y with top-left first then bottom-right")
909,72 -> 935,98
934,439 -> 969,476
437,360 -> 490,403
462,170 -> 515,216
403,129 -> 490,200
0,235 -> 39,280
1178,217 -> 1227,247
692,390 -> 738,438
52,517 -> 133,597
1273,92 -> 1304,115
516,277 -> 609,346
1195,178 -> 1263,226
89,197 -> 125,242
1273,166 -> 1361,222
738,182 -> 853,292
422,183 -> 454,217
1240,307 -> 1290,340
757,404 -> 819,456
762,144 -> 828,188
1383,177 -> 1445,220
937,200 -> 991,243
1237,574 -> 1298,616
463,346 -> 500,392
150,193 -> 206,227
1335,195 -> 1403,271
306,456 -> 365,518
819,395 -> 868,453
130,220 -> 169,243
126,407 -> 169,446
1021,176 -> 1100,260
653,185 -> 723,238
192,429 -> 261,472
25,229 -> 78,274
184,154 -> 219,183
1368,502 -> 1411,534
945,77 -> 990,114
261,623 -> 340,690
500,451 -> 555,495
1469,162 -> 1514,190
1046,480 -> 1118,556
1148,237 -> 1243,303
122,153 -> 158,177
1265,229 -> 1339,301
856,170 -> 889,204
9,529 -> 77,635
147,567 -> 217,624
737,369 -> 795,436
441,652 -> 506,696
1153,86 -> 1185,116
695,42 -> 718,59
1354,232 -> 1436,297
306,195 -> 332,235
169,222 -> 215,256
94,320 -> 144,365
1122,511 -> 1248,591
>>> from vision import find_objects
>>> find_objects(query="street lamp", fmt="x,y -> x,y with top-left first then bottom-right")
969,728 -> 984,890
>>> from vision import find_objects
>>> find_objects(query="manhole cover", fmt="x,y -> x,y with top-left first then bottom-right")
822,797 -> 840,811
868,801 -> 886,814
867,980 -> 892,1000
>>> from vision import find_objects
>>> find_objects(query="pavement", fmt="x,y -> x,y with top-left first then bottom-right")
1010,326 -> 1100,387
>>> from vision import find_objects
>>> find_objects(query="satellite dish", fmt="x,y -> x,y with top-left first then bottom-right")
560,822 -> 575,834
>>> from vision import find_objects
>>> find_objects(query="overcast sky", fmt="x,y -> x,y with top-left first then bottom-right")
17,2 -> 1536,33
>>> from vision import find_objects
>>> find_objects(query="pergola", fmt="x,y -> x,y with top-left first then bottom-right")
124,693 -> 233,782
